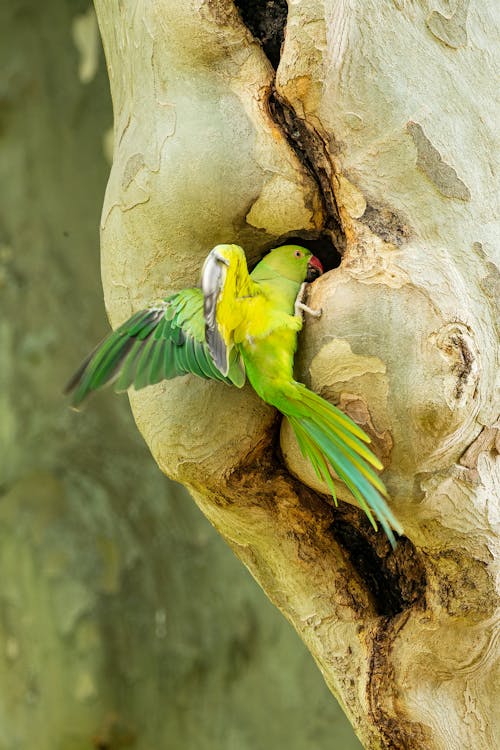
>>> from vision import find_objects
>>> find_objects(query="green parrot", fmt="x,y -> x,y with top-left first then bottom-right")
65,244 -> 402,546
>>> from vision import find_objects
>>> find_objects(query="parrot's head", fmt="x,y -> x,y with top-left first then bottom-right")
264,245 -> 324,284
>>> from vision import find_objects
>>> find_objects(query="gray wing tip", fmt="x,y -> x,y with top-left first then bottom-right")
206,325 -> 229,376
201,248 -> 231,376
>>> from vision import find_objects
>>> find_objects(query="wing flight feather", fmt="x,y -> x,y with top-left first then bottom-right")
65,287 -> 245,407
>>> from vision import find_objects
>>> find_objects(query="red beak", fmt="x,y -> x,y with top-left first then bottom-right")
306,255 -> 323,281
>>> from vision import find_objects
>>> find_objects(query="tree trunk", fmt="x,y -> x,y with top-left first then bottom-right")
94,2 -> 499,748
1,1 -> 359,748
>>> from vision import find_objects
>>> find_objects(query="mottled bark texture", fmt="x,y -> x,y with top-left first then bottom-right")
94,1 -> 499,748
0,1 -> 360,748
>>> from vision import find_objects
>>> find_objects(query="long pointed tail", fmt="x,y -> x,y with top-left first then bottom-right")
281,383 -> 403,547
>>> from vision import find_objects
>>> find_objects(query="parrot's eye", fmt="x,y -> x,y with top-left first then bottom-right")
294,250 -> 302,257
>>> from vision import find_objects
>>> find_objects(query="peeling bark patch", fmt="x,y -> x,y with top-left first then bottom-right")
450,334 -> 473,399
434,323 -> 478,401
472,241 -> 485,259
426,1 -> 470,49
122,153 -> 145,189
406,121 -> 471,202
473,242 -> 500,328
480,263 -> 500,309
460,425 -> 500,469
329,509 -> 426,617
425,550 -> 495,620
233,0 -> 288,69
360,203 -> 412,247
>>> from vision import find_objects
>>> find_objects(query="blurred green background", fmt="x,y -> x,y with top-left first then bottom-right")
0,1 -> 361,748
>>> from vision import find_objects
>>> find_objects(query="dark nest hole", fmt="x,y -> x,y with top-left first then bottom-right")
234,1 -> 345,254
234,0 -> 289,69
328,508 -> 427,618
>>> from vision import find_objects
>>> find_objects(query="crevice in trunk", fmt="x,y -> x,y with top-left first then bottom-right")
234,0 -> 346,257
268,90 -> 345,254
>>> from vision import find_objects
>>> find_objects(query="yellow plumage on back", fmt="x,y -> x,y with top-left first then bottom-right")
201,244 -> 261,373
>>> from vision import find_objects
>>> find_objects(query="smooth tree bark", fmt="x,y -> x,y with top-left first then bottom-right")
93,1 -> 499,748
2,2 -> 358,748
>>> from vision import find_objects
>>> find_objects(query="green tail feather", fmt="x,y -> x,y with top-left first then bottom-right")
282,385 -> 402,548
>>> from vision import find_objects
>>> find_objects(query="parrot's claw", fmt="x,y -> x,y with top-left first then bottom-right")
295,302 -> 323,318
294,282 -> 322,319
294,282 -> 323,318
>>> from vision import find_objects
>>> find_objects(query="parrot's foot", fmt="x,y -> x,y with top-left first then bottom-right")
294,282 -> 322,319
296,302 -> 323,318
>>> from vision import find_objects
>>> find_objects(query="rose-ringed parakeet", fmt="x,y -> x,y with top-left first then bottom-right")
66,244 -> 402,546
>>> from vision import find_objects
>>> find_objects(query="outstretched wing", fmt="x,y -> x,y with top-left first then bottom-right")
65,288 -> 246,407
201,244 -> 259,375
